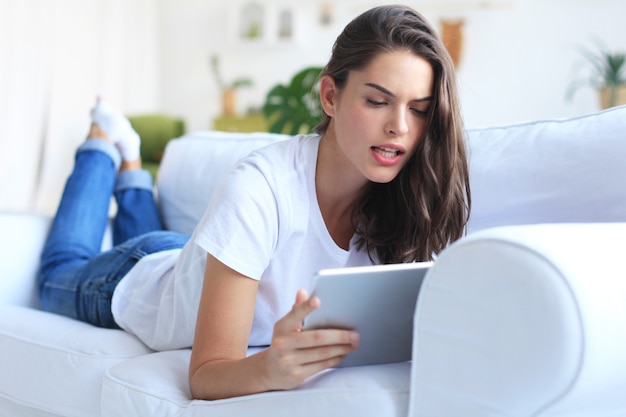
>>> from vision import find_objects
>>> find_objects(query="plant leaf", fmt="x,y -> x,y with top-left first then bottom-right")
566,41 -> 626,100
262,67 -> 323,134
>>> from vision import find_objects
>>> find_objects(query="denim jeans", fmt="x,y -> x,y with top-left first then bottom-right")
38,140 -> 188,328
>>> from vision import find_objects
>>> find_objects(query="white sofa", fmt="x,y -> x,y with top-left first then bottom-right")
1,106 -> 626,417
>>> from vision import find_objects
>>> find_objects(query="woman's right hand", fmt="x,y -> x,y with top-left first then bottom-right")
262,289 -> 360,390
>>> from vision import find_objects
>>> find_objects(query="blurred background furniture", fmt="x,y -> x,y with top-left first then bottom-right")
212,113 -> 267,133
128,114 -> 186,177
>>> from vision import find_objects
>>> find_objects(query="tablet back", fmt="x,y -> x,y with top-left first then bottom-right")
303,262 -> 432,367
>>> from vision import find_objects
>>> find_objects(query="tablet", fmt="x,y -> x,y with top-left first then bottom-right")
303,262 -> 432,367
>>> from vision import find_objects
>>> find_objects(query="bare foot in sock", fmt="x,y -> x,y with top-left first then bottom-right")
86,123 -> 111,142
90,97 -> 142,170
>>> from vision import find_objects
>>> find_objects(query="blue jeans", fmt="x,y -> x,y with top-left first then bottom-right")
38,140 -> 188,328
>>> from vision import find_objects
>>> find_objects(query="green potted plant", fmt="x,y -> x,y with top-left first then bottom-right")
567,41 -> 626,109
211,55 -> 253,116
263,66 -> 324,134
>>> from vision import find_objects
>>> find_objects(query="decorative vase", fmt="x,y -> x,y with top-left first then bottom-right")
222,88 -> 236,116
440,19 -> 464,68
599,85 -> 626,109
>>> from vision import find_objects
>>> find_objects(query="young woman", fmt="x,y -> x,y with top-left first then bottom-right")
39,5 -> 470,401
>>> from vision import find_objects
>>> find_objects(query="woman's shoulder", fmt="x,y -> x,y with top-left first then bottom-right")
216,133 -> 320,198
245,133 -> 321,169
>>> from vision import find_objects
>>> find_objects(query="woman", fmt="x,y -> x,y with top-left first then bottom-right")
39,5 -> 470,401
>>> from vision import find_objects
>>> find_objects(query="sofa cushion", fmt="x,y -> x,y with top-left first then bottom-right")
466,105 -> 626,233
102,349 -> 410,417
159,107 -> 626,237
0,305 -> 152,417
157,131 -> 289,235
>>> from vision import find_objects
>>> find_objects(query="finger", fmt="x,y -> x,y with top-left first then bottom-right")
271,338 -> 358,388
298,340 -> 359,366
292,347 -> 354,376
292,289 -> 309,331
294,288 -> 309,305
274,293 -> 321,335
304,355 -> 347,376
269,350 -> 350,391
289,328 -> 359,350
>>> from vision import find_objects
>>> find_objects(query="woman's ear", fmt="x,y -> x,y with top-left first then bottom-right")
319,75 -> 338,117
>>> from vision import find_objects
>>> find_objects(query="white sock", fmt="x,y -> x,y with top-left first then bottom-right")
114,128 -> 141,162
90,97 -> 141,161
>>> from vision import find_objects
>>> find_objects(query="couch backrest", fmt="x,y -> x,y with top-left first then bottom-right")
157,106 -> 626,236
157,131 -> 289,235
466,105 -> 626,233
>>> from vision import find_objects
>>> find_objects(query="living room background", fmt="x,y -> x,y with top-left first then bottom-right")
1,0 -> 624,215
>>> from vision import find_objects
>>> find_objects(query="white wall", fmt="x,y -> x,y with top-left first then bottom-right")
2,0 -> 624,214
156,0 -> 626,131
0,0 -> 159,214
458,0 -> 626,127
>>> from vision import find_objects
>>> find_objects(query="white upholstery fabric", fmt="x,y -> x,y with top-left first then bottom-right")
0,214 -> 50,308
409,223 -> 626,417
0,215 -> 146,417
466,105 -> 626,233
0,213 -> 112,308
157,131 -> 289,235
102,349 -> 410,417
0,305 -> 152,417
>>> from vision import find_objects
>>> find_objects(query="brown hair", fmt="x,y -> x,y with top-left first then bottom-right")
315,5 -> 471,263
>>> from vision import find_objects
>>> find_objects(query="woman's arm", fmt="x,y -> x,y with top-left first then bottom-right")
189,254 -> 360,400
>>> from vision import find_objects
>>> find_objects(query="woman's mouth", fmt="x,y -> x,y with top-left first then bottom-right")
372,146 -> 402,158
371,145 -> 405,166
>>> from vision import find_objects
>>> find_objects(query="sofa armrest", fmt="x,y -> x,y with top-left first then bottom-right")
0,213 -> 114,309
409,223 -> 626,416
0,213 -> 52,308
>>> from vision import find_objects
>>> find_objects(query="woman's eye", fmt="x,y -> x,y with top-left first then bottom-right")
411,107 -> 428,116
367,99 -> 386,106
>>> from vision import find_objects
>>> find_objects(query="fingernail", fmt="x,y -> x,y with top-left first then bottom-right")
350,332 -> 360,345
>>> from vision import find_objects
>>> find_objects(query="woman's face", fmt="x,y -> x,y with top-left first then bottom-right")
322,50 -> 433,185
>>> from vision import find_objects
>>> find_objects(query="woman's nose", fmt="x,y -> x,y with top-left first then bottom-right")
385,108 -> 409,136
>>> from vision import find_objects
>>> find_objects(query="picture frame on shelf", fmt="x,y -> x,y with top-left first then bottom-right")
230,1 -> 298,47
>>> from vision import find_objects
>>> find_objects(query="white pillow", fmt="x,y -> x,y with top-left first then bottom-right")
466,105 -> 626,233
157,131 -> 289,235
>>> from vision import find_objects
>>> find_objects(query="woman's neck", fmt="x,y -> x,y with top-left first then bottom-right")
315,131 -> 369,250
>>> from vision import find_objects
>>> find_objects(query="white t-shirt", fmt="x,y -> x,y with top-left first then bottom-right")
112,134 -> 373,351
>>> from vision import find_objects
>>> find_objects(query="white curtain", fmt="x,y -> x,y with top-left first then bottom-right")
0,0 -> 159,215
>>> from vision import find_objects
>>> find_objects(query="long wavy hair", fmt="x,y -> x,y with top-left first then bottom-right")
314,5 -> 471,263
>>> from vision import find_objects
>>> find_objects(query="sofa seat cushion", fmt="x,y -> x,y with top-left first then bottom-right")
0,305 -> 152,417
102,349 -> 410,417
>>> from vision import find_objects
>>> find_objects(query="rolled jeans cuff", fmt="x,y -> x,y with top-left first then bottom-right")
116,169 -> 154,192
76,139 -> 121,171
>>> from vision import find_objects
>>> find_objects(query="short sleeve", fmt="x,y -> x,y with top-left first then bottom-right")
193,160 -> 283,280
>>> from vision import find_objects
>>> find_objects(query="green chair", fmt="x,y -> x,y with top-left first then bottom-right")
127,114 -> 186,178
